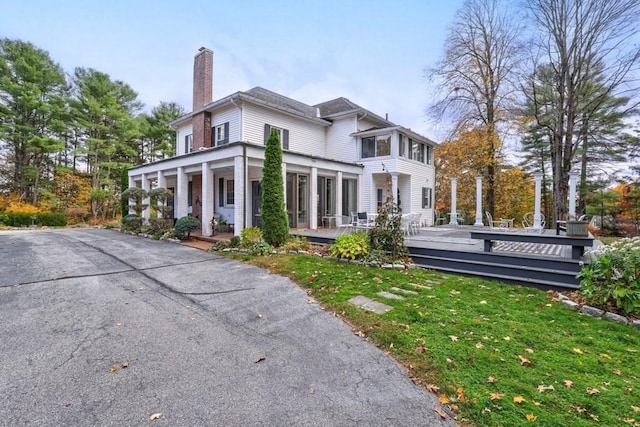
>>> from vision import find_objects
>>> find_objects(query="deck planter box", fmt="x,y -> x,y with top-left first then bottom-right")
566,220 -> 589,237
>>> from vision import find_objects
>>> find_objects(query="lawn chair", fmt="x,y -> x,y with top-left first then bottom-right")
356,212 -> 374,229
485,211 -> 507,231
523,212 -> 545,233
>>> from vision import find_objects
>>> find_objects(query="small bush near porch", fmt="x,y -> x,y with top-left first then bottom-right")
222,253 -> 639,427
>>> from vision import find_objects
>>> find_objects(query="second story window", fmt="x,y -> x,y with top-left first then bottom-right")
361,134 -> 391,159
213,122 -> 229,146
264,124 -> 289,150
184,134 -> 193,154
399,134 -> 406,157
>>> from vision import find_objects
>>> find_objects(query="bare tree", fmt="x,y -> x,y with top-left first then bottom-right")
524,0 -> 640,224
427,0 -> 523,217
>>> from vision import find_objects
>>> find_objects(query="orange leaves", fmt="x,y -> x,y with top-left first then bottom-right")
490,392 -> 504,400
526,413 -> 537,421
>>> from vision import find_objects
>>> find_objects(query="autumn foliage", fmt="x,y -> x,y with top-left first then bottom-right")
435,129 -> 533,223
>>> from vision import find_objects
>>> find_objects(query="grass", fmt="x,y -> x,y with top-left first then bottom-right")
227,252 -> 639,427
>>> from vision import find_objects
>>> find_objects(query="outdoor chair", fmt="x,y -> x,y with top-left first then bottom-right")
522,212 -> 545,233
435,209 -> 447,225
356,212 -> 374,229
485,211 -> 508,231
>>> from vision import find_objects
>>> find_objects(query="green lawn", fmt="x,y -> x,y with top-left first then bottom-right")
233,253 -> 639,427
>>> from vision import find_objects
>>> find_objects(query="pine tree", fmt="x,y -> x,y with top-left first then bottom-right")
261,129 -> 288,246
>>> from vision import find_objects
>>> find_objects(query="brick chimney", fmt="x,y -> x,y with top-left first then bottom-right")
192,47 -> 213,150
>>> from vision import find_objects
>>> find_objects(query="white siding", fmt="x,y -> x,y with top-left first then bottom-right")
324,117 -> 358,162
212,106 -> 241,143
357,118 -> 380,133
242,104 -> 326,156
176,123 -> 193,156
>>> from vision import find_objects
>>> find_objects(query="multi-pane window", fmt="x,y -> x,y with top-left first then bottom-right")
361,134 -> 391,158
398,134 -> 406,157
425,145 -> 432,165
226,179 -> 234,205
422,187 -> 433,209
184,134 -> 193,154
264,124 -> 289,149
214,122 -> 229,146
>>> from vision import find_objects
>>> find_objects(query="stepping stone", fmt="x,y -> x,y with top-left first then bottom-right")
348,296 -> 392,314
390,286 -> 418,295
406,283 -> 433,290
377,291 -> 405,300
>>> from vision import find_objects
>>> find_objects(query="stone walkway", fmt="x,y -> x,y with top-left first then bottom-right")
348,279 -> 442,314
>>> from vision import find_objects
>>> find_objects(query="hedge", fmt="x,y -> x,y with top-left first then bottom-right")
1,212 -> 67,227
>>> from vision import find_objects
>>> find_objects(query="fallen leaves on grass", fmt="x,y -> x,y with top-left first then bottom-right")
487,376 -> 497,383
449,335 -> 459,342
573,348 -> 584,354
586,387 -> 600,395
426,383 -> 440,393
475,342 -> 484,349
439,394 -> 450,404
513,395 -> 526,404
519,355 -> 533,366
537,384 -> 555,393
632,406 -> 640,412
415,345 -> 426,354
526,413 -> 537,421
490,392 -> 504,400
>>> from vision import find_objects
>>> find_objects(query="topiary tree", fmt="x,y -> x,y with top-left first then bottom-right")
121,187 -> 148,217
261,128 -> 289,246
174,215 -> 200,239
148,187 -> 173,219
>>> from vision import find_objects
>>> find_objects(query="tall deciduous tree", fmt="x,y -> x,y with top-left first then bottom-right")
523,0 -> 640,224
0,38 -> 69,204
261,128 -> 288,247
427,0 -> 522,217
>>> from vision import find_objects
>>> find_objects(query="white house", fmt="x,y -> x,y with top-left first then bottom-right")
128,47 -> 437,236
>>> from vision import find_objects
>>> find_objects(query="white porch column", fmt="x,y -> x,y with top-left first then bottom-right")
474,176 -> 483,226
336,171 -> 343,225
141,173 -> 150,221
233,156 -> 245,236
449,177 -> 458,225
176,167 -> 188,219
533,173 -> 543,229
157,171 -> 167,218
127,175 -> 135,214
310,167 -> 318,230
569,172 -> 578,219
282,162 -> 288,226
391,173 -> 399,209
201,162 -> 213,236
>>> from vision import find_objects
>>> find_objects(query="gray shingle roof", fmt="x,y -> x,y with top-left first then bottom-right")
313,97 -> 361,117
243,87 -> 319,120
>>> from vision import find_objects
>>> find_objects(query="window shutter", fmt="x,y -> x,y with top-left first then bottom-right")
264,124 -> 271,144
283,129 -> 289,150
218,178 -> 224,207
184,135 -> 188,154
223,122 -> 229,144
422,187 -> 427,209
211,126 -> 215,146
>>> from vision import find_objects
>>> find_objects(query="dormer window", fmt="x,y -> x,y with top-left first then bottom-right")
361,134 -> 391,159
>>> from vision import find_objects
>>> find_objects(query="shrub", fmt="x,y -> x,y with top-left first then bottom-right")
281,235 -> 311,252
229,236 -> 241,248
261,128 -> 289,247
174,216 -> 200,239
249,241 -> 274,256
241,226 -> 263,248
148,217 -> 172,233
0,212 -> 7,225
121,214 -> 143,232
579,237 -> 640,314
3,212 -> 66,227
329,232 -> 369,260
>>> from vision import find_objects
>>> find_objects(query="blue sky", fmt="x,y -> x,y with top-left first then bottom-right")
1,0 -> 464,141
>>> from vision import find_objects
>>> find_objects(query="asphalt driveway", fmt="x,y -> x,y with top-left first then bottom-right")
0,228 -> 455,426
